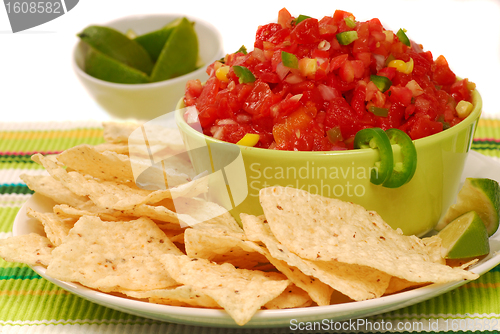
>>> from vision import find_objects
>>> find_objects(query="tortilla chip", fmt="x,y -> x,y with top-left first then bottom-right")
259,187 -> 478,284
58,144 -> 195,188
20,174 -> 88,207
121,286 -> 220,308
184,228 -> 269,269
241,213 -> 389,302
160,254 -> 289,326
102,121 -> 141,144
32,154 -> 208,210
26,208 -> 76,246
46,216 -> 182,292
384,277 -> 429,295
421,235 -> 446,265
93,143 -> 129,155
0,233 -> 53,266
53,204 -> 124,222
263,285 -> 313,309
129,119 -> 185,153
57,145 -> 134,183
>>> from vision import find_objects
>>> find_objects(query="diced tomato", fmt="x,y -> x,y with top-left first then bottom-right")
195,77 -> 220,128
351,60 -> 365,79
450,78 -> 472,102
290,18 -> 321,44
273,106 -> 314,150
332,9 -> 355,32
318,16 -> 338,37
408,116 -> 443,140
270,93 -> 302,119
367,18 -> 383,33
355,52 -> 371,67
432,55 -> 456,86
339,60 -> 354,83
377,66 -> 397,80
242,80 -> 275,117
254,23 -> 282,49
352,22 -> 370,54
184,79 -> 203,106
388,86 -> 413,107
351,83 -> 367,117
330,54 -> 349,71
325,97 -> 364,140
278,8 -> 293,29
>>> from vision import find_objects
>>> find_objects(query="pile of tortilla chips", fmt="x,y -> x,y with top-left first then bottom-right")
0,122 -> 479,326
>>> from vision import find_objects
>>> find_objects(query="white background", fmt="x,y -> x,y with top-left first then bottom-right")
0,0 -> 499,122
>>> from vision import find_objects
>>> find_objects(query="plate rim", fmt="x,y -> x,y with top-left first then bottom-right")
10,150 -> 500,328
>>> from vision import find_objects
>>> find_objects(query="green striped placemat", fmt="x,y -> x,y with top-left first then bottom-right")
0,120 -> 499,333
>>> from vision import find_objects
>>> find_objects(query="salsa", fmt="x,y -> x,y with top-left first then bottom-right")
184,8 -> 475,151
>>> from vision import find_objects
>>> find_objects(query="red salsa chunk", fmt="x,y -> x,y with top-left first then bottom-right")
184,8 -> 475,151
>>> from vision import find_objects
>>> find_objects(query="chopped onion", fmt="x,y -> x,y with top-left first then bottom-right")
217,119 -> 237,125
317,84 -> 340,101
284,73 -> 304,84
405,80 -> 424,96
236,113 -> 252,123
276,62 -> 291,80
184,106 -> 199,124
411,41 -> 424,53
318,40 -> 330,51
373,54 -> 385,71
211,126 -> 224,139
252,48 -> 266,62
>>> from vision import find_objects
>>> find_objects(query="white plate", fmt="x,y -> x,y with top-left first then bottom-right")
12,151 -> 500,328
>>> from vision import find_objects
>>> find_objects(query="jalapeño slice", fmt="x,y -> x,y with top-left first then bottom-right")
354,128 -> 393,185
382,128 -> 417,188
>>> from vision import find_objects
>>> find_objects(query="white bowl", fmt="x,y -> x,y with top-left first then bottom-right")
73,14 -> 224,120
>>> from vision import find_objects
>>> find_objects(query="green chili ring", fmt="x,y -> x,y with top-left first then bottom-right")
353,128 -> 394,185
382,128 -> 417,188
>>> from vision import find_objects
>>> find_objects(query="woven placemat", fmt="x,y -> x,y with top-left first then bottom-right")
1,120 -> 499,333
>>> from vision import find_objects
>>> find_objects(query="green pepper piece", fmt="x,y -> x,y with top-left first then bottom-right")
396,28 -> 411,47
368,106 -> 389,117
327,126 -> 343,144
233,65 -> 256,84
382,128 -> 417,188
354,128 -> 394,185
336,31 -> 358,45
281,51 -> 298,69
294,14 -> 311,25
235,45 -> 248,55
370,75 -> 392,92
344,16 -> 356,28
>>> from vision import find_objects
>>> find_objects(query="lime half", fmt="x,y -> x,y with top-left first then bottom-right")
436,178 -> 500,236
78,25 -> 154,75
134,18 -> 182,62
84,47 -> 150,84
438,211 -> 490,259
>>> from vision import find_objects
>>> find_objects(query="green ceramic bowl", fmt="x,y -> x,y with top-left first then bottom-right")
175,90 -> 482,236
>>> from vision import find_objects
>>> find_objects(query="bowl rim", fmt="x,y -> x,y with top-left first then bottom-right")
72,13 -> 224,90
175,89 -> 482,157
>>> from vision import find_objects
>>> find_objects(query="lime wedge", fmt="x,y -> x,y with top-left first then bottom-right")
84,47 -> 150,84
78,25 -> 154,75
438,211 -> 490,259
150,17 -> 199,82
134,18 -> 182,62
436,178 -> 500,236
